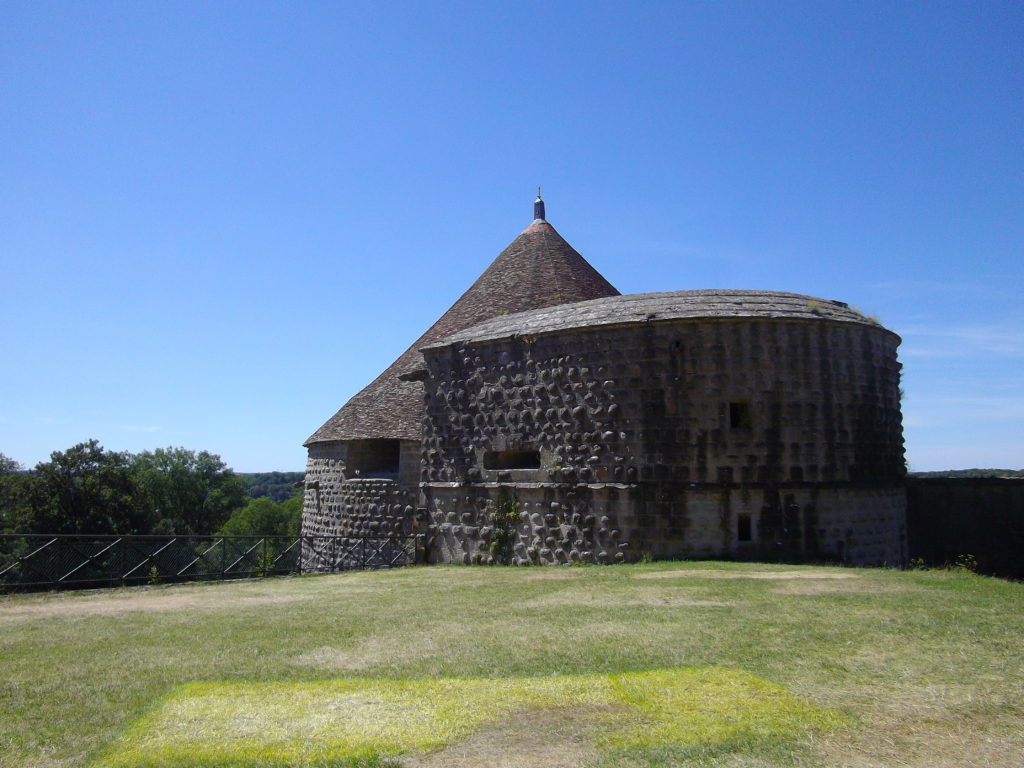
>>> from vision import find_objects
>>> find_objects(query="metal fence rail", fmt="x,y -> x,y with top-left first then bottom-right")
0,533 -> 419,592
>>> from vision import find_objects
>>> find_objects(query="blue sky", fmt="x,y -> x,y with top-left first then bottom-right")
1,1 -> 1021,472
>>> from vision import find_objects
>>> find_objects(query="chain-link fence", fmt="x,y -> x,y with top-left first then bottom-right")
0,533 -> 420,592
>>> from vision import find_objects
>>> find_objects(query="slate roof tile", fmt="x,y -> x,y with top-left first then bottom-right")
305,215 -> 620,445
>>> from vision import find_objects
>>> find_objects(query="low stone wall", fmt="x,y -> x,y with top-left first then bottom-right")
308,478 -> 417,538
907,477 -> 1024,579
300,471 -> 419,571
302,441 -> 421,540
302,441 -> 417,539
422,481 -> 905,567
301,442 -> 348,538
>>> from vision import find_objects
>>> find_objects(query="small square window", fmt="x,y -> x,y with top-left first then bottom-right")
729,402 -> 752,429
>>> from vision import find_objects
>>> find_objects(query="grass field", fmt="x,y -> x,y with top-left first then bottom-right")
1,562 -> 1021,767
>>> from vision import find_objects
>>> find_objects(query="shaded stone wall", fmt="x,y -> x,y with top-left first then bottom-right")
907,477 -> 1024,579
422,483 -> 636,565
398,440 -> 420,488
421,317 -> 905,566
423,319 -> 903,487
422,483 -> 904,566
301,441 -> 417,539
301,441 -> 348,538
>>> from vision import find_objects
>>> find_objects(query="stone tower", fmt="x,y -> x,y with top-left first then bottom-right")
301,197 -> 906,569
301,197 -> 620,548
419,290 -> 907,566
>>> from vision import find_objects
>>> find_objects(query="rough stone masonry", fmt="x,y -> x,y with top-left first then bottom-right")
301,201 -> 906,568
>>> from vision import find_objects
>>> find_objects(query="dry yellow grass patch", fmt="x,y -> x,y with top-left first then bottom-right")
404,707 -> 607,768
822,706 -> 1024,768
93,668 -> 843,768
0,583 -> 316,621
634,568 -> 862,581
521,586 -> 729,608
292,633 -> 446,672
519,569 -> 587,581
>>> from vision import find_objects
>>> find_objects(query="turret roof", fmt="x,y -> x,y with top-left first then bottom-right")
305,201 -> 620,445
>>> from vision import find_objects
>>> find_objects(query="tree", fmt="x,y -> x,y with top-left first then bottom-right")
217,494 -> 302,538
24,440 -> 149,534
131,447 -> 247,535
0,452 -> 23,475
239,472 -> 305,502
0,452 -> 31,533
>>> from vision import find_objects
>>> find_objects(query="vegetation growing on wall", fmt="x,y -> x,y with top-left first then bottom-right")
487,491 -> 520,564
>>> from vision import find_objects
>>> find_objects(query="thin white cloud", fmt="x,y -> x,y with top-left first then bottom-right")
26,416 -> 161,432
901,324 -> 1024,358
903,395 -> 1024,427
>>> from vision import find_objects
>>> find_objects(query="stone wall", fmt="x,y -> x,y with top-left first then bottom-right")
421,482 -> 904,566
301,441 -> 418,539
301,441 -> 348,538
423,319 -> 903,487
907,477 -> 1024,579
420,316 -> 905,566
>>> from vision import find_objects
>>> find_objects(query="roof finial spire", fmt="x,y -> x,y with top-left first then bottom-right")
533,187 -> 546,221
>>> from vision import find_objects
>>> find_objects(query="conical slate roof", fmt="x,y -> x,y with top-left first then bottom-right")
305,200 -> 620,445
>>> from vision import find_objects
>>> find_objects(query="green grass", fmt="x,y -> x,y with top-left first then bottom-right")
1,562 -> 1021,767
94,668 -> 843,767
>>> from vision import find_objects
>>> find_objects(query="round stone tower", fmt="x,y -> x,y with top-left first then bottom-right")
300,197 -> 620,565
418,289 -> 906,566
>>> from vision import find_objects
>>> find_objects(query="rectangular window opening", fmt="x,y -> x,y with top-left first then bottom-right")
349,439 -> 401,477
729,401 -> 752,429
737,513 -> 753,542
483,450 -> 541,470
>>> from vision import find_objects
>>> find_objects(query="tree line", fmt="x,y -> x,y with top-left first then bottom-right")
908,468 -> 1024,479
239,471 -> 305,502
0,441 -> 303,538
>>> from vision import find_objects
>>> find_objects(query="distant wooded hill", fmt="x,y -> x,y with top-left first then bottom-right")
909,469 -> 1024,479
239,472 -> 305,502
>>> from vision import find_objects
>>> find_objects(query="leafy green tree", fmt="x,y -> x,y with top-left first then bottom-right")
0,453 -> 32,533
239,472 -> 305,502
0,453 -> 23,474
131,447 -> 247,535
24,440 -> 150,534
217,494 -> 302,538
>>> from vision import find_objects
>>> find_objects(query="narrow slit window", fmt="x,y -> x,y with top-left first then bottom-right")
737,513 -> 753,542
729,401 -> 752,429
483,450 -> 540,470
